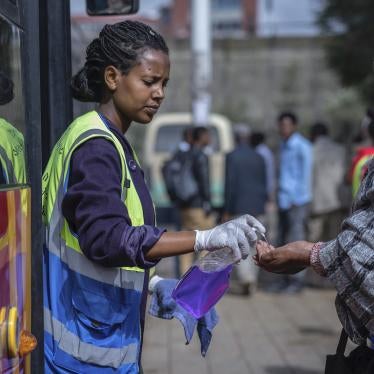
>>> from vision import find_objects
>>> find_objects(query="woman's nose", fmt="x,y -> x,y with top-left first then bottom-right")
153,85 -> 165,100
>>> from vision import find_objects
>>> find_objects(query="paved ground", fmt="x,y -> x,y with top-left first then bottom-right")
142,258 -> 354,374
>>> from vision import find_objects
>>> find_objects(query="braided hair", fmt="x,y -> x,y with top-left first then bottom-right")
71,20 -> 169,102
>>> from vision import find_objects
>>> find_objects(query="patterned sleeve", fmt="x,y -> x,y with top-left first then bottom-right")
318,159 -> 374,345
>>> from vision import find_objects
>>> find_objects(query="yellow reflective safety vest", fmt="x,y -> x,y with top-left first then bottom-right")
0,118 -> 26,184
42,111 -> 146,373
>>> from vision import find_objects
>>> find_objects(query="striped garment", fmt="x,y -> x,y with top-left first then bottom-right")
319,158 -> 374,345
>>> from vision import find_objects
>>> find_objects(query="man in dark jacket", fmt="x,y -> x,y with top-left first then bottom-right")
223,124 -> 267,294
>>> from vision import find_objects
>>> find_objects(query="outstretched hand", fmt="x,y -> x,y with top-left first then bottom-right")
194,214 -> 266,262
254,240 -> 313,274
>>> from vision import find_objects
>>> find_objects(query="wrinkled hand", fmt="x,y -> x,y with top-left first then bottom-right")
254,241 -> 312,274
194,214 -> 265,262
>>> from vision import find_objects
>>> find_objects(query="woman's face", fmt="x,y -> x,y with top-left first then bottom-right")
111,48 -> 170,125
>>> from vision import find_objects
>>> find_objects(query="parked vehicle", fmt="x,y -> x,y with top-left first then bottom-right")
144,112 -> 234,221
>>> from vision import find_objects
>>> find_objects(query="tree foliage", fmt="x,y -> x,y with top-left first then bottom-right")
318,0 -> 374,103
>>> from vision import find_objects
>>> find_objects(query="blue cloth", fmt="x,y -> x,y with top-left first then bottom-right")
278,132 -> 313,209
149,278 -> 219,357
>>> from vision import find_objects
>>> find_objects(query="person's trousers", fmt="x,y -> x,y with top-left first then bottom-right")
278,203 -> 310,244
178,207 -> 215,275
277,203 -> 310,287
230,214 -> 265,287
308,209 -> 345,243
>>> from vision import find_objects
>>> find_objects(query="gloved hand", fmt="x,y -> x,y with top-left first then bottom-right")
194,214 -> 265,262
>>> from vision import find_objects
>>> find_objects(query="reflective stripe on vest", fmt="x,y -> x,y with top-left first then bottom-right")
42,111 -> 147,370
0,118 -> 26,184
352,155 -> 373,197
44,308 -> 139,367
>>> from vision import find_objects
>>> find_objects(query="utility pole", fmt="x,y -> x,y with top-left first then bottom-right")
191,0 -> 212,127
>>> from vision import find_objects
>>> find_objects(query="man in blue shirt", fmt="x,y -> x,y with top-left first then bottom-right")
273,111 -> 313,293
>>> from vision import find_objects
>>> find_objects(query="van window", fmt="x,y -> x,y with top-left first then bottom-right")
155,124 -> 220,153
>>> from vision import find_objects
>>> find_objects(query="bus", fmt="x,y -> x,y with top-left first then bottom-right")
0,1 -> 139,372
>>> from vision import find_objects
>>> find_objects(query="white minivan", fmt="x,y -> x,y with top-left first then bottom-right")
144,112 -> 234,220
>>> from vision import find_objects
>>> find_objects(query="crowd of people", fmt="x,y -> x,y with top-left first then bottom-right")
165,109 -> 374,296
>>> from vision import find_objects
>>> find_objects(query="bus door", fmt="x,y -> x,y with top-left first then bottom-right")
0,8 -> 36,372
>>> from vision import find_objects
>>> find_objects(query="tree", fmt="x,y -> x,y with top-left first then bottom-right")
318,0 -> 374,103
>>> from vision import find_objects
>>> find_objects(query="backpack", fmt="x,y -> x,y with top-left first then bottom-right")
162,150 -> 198,204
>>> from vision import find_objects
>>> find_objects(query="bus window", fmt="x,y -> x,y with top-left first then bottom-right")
0,14 -> 27,186
0,11 -> 35,372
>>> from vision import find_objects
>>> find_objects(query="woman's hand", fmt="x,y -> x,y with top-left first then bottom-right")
194,214 -> 266,262
146,215 -> 265,262
254,240 -> 313,274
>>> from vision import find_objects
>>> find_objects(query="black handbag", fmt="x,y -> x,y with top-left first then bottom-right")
325,329 -> 374,374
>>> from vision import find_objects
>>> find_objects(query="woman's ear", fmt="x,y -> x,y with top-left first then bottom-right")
104,66 -> 121,91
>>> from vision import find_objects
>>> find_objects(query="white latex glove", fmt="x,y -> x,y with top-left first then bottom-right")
194,214 -> 266,262
148,275 -> 163,293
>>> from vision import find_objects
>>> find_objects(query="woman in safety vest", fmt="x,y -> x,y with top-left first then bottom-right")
42,20 -> 265,373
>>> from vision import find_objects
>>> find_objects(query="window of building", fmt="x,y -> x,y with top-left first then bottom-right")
212,0 -> 241,11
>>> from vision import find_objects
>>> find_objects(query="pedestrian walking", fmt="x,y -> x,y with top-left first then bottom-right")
309,122 -> 347,243
250,131 -> 275,201
269,111 -> 313,293
223,124 -> 267,294
42,20 -> 264,373
178,126 -> 215,274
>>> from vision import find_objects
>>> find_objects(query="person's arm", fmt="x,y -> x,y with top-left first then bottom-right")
148,213 -> 266,262
63,140 -> 266,268
256,161 -> 374,344
300,140 -> 313,197
62,138 -> 165,269
145,231 -> 195,260
267,150 -> 276,198
255,240 -> 314,274
316,166 -> 374,343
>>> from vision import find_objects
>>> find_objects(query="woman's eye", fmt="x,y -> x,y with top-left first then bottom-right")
143,80 -> 153,86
